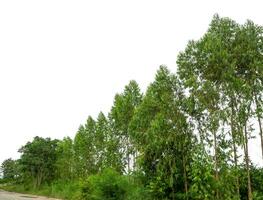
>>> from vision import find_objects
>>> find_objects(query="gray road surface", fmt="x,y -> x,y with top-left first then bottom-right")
0,190 -> 60,200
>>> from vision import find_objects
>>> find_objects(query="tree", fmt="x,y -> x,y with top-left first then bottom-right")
176,14 -> 256,199
1,158 -> 18,181
104,114 -> 124,172
73,125 -> 88,178
55,137 -> 74,181
73,117 -> 97,178
129,66 -> 194,199
18,136 -> 58,188
94,112 -> 109,171
110,80 -> 143,173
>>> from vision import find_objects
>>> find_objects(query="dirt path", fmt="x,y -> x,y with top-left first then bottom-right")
0,190 -> 61,200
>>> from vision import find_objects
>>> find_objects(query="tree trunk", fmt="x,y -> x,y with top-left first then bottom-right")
127,152 -> 130,173
213,129 -> 219,199
127,137 -> 130,173
257,115 -> 263,160
255,94 -> 263,160
182,154 -> 188,200
232,133 -> 240,199
244,122 -> 253,200
170,158 -> 175,200
230,101 -> 240,199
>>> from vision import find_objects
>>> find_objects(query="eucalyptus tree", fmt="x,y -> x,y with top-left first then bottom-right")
129,66 -> 194,199
177,15 -> 246,199
105,115 -> 124,173
55,137 -> 74,181
73,125 -> 86,178
110,80 -> 142,173
224,19 -> 263,200
94,112 -> 109,171
231,20 -> 263,200
73,116 -> 97,178
178,15 -> 263,200
235,20 -> 263,161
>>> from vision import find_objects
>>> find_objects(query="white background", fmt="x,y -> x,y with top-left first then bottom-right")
0,0 -> 262,166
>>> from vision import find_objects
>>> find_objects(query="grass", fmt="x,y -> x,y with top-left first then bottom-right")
0,181 -> 82,200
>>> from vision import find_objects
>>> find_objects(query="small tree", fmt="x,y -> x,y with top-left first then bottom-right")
1,158 -> 19,182
18,136 -> 58,188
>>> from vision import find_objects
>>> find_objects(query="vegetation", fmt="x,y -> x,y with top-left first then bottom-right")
1,15 -> 263,199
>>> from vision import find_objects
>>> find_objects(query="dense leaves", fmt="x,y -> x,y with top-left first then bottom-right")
0,158 -> 18,182
18,137 -> 59,189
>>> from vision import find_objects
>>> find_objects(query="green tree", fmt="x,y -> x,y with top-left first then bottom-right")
55,137 -> 74,181
18,136 -> 58,188
74,117 -> 97,178
110,80 -> 143,173
176,14 -> 263,200
129,66 -> 194,199
1,158 -> 18,181
94,112 -> 109,171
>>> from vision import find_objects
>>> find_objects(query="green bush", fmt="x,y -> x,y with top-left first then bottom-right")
1,170 -> 152,200
50,180 -> 81,199
0,178 -> 7,184
79,168 -> 151,200
80,169 -> 129,200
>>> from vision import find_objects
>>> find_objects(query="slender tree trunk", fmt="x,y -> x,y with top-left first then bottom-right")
254,94 -> 263,160
127,137 -> 130,173
133,150 -> 136,171
33,178 -> 37,190
257,115 -> 263,159
230,101 -> 240,199
127,153 -> 130,173
123,135 -> 130,173
170,159 -> 175,200
213,129 -> 219,199
244,122 -> 253,200
232,134 -> 240,199
182,154 -> 188,200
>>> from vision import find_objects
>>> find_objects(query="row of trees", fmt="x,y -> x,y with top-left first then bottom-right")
1,15 -> 263,199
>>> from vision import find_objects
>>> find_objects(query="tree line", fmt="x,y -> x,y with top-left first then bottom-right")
1,15 -> 263,200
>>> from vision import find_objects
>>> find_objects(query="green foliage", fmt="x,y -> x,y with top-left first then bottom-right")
49,180 -> 82,199
0,158 -> 19,182
55,137 -> 74,181
80,169 -> 131,200
74,117 -> 97,178
189,145 -> 216,200
129,66 -> 195,199
110,80 -> 143,173
0,181 -> 82,200
251,167 -> 263,198
18,137 -> 59,188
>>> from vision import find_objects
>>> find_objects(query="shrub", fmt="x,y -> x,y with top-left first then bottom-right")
52,180 -> 82,199
80,168 -> 132,200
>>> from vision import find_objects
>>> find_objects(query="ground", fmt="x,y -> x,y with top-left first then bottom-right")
0,190 -> 61,200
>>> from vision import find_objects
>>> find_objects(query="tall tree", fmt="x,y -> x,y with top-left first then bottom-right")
55,137 -> 74,181
110,80 -> 142,173
73,116 -> 97,178
177,15 -> 251,199
94,112 -> 108,171
129,66 -> 194,199
236,20 -> 263,161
